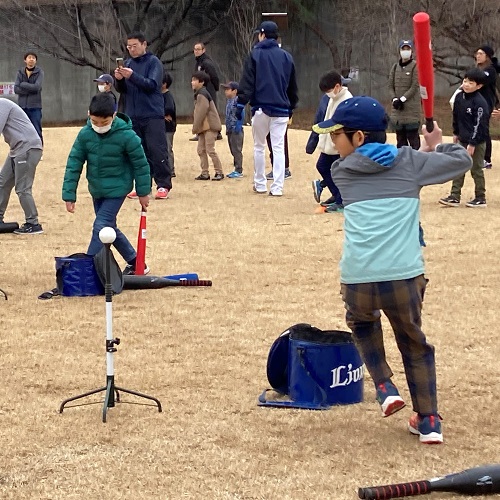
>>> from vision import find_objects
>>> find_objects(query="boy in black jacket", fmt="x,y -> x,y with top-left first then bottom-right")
162,71 -> 176,178
439,68 -> 489,208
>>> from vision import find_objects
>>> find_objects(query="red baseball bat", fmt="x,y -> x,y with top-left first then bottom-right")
358,464 -> 500,499
413,12 -> 434,132
135,210 -> 147,275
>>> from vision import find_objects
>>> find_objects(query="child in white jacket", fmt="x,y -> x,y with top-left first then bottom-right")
306,70 -> 352,211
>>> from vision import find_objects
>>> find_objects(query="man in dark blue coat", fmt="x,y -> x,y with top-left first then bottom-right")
237,21 -> 298,197
115,31 -> 172,199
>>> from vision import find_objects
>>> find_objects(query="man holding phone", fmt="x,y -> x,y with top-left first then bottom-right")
114,31 -> 172,200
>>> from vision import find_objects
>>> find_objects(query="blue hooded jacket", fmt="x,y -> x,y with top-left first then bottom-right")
237,39 -> 298,117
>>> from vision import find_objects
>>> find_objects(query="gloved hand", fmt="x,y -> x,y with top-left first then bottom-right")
235,104 -> 244,121
392,98 -> 404,110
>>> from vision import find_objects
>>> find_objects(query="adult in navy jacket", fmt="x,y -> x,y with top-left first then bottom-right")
115,31 -> 172,199
237,21 -> 298,197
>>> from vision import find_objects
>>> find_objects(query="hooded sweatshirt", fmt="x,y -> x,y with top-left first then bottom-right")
331,143 -> 472,284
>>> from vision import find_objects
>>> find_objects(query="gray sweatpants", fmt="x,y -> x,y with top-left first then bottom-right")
227,131 -> 244,172
0,148 -> 42,224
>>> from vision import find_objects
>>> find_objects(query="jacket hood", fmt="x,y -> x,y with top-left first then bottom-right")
343,143 -> 399,174
255,38 -> 279,50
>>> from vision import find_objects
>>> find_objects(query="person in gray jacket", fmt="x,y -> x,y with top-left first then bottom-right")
312,96 -> 472,444
14,52 -> 44,144
0,98 -> 43,234
388,40 -> 421,149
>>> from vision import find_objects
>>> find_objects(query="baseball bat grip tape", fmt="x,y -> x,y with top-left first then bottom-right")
176,279 -> 212,287
358,480 -> 431,499
425,117 -> 434,133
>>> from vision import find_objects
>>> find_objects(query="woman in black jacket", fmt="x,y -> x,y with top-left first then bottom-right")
475,45 -> 498,168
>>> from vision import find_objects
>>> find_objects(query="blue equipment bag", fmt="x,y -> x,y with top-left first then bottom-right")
55,253 -> 104,297
258,323 -> 364,410
54,248 -> 123,297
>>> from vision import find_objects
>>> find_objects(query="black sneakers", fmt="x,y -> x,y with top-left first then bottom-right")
465,198 -> 487,208
123,263 -> 150,275
195,173 -> 210,180
438,195 -> 460,207
212,172 -> 224,181
13,223 -> 43,235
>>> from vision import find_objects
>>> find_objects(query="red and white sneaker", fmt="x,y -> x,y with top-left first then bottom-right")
375,380 -> 406,417
408,413 -> 443,444
127,191 -> 139,199
155,187 -> 169,199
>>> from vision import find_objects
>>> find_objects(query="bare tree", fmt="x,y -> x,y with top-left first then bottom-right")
224,0 -> 262,77
0,0 -> 235,72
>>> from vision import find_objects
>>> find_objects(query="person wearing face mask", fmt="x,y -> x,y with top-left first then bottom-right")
93,74 -> 118,111
62,93 -> 151,275
474,45 -> 498,169
388,40 -> 421,149
307,70 -> 352,210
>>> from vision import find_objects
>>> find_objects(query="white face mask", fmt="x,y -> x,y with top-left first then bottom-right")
326,90 -> 337,98
400,49 -> 412,60
91,122 -> 112,134
97,85 -> 107,92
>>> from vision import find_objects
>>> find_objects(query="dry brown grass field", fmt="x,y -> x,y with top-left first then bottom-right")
1,123 -> 500,500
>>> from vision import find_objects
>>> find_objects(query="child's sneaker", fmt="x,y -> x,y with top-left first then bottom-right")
465,197 -> 486,208
312,179 -> 323,202
285,169 -> 292,179
227,171 -> 243,178
155,187 -> 169,199
266,170 -> 273,180
375,380 -> 406,417
438,195 -> 460,207
127,191 -> 139,199
123,263 -> 150,276
408,413 -> 443,444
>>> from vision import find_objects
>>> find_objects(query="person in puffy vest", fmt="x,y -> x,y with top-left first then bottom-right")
388,40 -> 421,149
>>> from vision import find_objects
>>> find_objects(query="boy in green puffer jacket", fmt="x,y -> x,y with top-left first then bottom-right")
62,93 -> 151,275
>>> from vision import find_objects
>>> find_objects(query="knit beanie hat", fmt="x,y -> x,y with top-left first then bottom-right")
477,45 -> 494,59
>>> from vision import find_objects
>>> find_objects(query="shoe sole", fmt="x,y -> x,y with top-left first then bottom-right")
269,192 -> 283,197
408,425 -> 443,444
312,181 -> 321,203
465,204 -> 487,208
14,231 -> 44,235
380,396 -> 406,417
438,200 -> 460,207
253,187 -> 267,194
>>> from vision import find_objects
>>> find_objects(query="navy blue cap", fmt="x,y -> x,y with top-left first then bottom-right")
254,21 -> 279,37
220,81 -> 239,90
313,96 -> 388,134
93,74 -> 113,84
399,39 -> 413,49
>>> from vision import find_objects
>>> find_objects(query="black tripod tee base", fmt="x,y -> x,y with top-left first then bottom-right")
59,375 -> 162,423
59,240 -> 162,423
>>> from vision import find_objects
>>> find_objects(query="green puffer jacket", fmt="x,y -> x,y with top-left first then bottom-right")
388,59 -> 421,129
62,113 -> 151,202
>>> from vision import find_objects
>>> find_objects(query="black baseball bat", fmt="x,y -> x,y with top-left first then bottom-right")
358,464 -> 500,499
0,222 -> 19,233
123,275 -> 212,289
